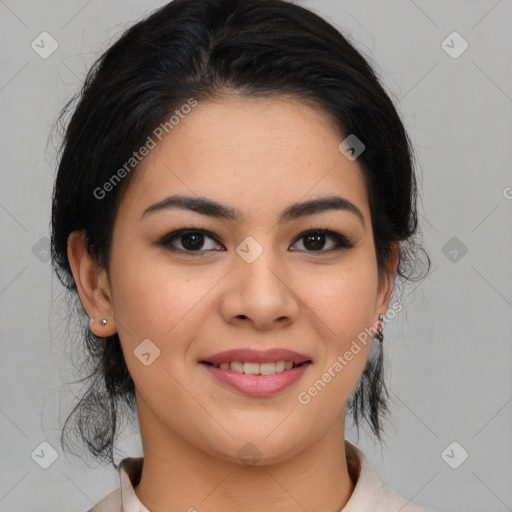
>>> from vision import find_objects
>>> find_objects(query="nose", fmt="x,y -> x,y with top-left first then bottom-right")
220,245 -> 300,331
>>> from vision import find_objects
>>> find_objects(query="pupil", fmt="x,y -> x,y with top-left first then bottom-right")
305,233 -> 324,251
182,233 -> 203,250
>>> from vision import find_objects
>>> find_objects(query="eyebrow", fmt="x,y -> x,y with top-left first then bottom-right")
141,194 -> 365,228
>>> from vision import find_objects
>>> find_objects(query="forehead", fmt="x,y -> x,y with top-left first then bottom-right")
118,95 -> 370,223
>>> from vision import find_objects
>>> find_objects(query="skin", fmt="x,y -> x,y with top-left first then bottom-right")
68,94 -> 398,512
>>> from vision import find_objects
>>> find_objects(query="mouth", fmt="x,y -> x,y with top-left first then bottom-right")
199,348 -> 312,396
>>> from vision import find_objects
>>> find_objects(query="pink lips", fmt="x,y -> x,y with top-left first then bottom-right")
200,348 -> 312,397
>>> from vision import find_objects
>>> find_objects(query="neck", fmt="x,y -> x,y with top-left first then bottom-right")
133,408 -> 356,512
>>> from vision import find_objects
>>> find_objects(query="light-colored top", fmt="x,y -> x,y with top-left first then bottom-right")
88,441 -> 433,512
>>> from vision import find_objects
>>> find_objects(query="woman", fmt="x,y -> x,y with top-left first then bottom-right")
51,0 -> 433,510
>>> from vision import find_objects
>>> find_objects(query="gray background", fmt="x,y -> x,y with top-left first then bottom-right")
1,0 -> 511,511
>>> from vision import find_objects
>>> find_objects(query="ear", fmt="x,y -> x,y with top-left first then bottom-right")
67,230 -> 117,337
375,241 -> 400,316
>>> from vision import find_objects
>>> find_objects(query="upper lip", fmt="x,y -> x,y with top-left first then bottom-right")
201,348 -> 312,365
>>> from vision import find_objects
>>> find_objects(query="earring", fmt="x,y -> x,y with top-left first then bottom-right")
376,313 -> 384,343
89,317 -> 108,329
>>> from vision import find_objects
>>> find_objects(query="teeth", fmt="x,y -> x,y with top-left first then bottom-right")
259,362 -> 276,375
211,360 -> 300,375
243,362 -> 260,375
275,361 -> 285,373
230,361 -> 244,373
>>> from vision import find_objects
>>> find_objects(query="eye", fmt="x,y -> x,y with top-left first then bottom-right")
157,228 -> 354,255
158,229 -> 225,254
290,229 -> 354,253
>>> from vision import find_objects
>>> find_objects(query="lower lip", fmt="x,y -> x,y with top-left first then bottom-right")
201,363 -> 311,396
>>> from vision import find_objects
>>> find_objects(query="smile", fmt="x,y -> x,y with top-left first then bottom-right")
199,348 -> 312,396
202,360 -> 305,375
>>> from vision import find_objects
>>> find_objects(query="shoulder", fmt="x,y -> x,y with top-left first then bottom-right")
378,484 -> 433,511
344,441 -> 436,512
86,487 -> 122,512
86,456 -> 144,512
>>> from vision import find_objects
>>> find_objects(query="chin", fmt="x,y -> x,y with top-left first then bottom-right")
200,430 -> 308,467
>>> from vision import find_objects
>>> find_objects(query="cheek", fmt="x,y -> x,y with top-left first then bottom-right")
107,252 -> 209,409
294,265 -> 377,421
303,256 -> 379,346
108,246 -> 214,343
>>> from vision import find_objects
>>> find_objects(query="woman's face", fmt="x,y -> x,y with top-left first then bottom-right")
94,95 -> 395,464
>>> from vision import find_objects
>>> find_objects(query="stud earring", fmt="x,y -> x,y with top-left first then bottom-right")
89,317 -> 108,328
376,313 -> 384,343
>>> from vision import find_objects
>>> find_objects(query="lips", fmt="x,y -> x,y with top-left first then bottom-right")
199,348 -> 312,396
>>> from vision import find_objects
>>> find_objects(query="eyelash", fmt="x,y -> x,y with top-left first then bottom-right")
157,227 -> 355,255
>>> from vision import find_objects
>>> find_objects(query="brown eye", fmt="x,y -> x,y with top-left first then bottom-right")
290,229 -> 354,253
180,232 -> 206,250
158,229 -> 225,254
